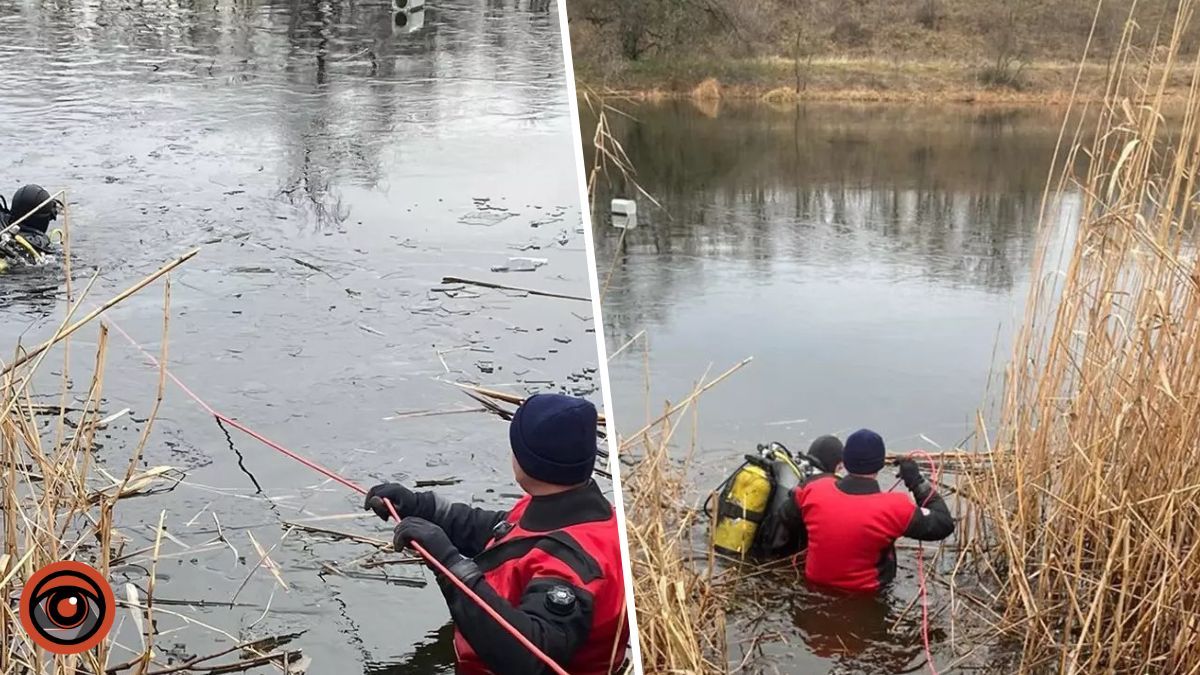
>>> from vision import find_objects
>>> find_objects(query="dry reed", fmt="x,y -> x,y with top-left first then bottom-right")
954,0 -> 1200,672
0,207 -> 305,673
619,369 -> 741,674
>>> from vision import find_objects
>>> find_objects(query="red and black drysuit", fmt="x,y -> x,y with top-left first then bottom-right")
789,474 -> 954,592
402,480 -> 628,675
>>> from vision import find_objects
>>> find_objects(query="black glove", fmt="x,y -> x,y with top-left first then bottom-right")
394,517 -> 461,566
897,458 -> 924,491
364,483 -> 418,521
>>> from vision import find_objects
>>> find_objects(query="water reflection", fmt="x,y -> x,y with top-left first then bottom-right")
717,561 -> 937,673
365,622 -> 456,675
2,0 -> 569,257
791,590 -> 927,673
588,103 -> 1065,339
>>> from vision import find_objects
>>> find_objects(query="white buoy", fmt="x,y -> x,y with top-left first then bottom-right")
392,0 -> 425,10
611,198 -> 637,230
392,5 -> 425,33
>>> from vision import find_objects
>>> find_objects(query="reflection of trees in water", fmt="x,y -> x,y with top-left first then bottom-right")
2,0 -> 566,230
590,103 -> 1068,336
271,0 -> 567,228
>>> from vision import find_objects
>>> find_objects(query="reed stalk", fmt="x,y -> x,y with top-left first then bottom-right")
0,268 -> 180,672
620,371 -> 735,674
954,0 -> 1200,671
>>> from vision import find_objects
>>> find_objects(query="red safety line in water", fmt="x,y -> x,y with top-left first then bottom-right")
103,317 -> 571,675
907,449 -> 941,675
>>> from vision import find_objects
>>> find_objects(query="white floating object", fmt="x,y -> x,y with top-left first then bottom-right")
392,6 -> 425,34
393,0 -> 424,10
611,198 -> 637,229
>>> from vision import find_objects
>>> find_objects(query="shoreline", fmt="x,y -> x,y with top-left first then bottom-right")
580,84 -> 1088,106
574,56 -> 1196,107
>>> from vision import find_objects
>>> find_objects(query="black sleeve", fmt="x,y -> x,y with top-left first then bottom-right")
438,562 -> 593,675
902,482 -> 955,541
784,486 -> 808,551
408,492 -> 508,558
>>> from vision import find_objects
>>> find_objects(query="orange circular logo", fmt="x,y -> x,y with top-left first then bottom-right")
19,561 -> 115,654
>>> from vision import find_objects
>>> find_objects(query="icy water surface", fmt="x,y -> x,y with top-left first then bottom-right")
0,0 -> 597,671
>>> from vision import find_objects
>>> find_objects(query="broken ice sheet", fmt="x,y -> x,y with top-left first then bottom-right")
492,257 -> 548,273
459,210 -> 515,226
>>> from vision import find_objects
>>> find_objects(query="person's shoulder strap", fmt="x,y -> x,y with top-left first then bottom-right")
475,530 -> 604,584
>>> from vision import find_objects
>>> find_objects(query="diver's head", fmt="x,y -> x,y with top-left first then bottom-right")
509,393 -> 597,495
10,185 -> 58,233
807,434 -> 844,474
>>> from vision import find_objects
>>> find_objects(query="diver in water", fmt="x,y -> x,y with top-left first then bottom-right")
776,435 -> 844,553
0,184 -> 61,268
800,434 -> 844,478
363,393 -> 628,675
792,428 -> 954,593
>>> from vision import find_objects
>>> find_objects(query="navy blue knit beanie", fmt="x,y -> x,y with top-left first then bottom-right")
843,429 -> 886,475
509,393 -> 597,486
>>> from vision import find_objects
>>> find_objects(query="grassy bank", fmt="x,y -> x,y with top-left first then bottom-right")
575,56 -> 1197,105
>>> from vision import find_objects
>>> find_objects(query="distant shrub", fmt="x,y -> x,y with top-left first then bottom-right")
978,62 -> 1025,90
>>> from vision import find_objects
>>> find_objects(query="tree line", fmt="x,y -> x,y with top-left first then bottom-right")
567,0 -> 1195,88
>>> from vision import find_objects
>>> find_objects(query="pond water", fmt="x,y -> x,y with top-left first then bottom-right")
589,100 -> 1080,673
0,0 -> 599,671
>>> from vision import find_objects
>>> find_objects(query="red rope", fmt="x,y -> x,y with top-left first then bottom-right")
103,317 -> 571,675
906,449 -> 941,675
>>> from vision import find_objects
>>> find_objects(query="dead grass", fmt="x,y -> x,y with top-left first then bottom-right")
952,0 -> 1200,671
691,77 -> 722,101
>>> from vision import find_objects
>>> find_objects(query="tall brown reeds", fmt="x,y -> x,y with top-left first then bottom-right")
955,0 -> 1200,672
0,210 -> 304,672
622,413 -> 727,672
619,363 -> 751,674
0,245 -> 189,673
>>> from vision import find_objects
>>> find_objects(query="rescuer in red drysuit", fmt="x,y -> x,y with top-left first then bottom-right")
792,428 -> 954,593
365,393 -> 628,675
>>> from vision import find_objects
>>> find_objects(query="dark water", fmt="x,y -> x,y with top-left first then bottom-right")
0,0 -> 598,672
590,101 -> 1080,673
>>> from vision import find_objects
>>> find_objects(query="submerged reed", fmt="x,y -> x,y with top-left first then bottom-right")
955,0 -> 1200,671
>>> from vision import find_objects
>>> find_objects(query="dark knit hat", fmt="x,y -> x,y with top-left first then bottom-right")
509,393 -> 597,486
843,429 -> 886,475
806,435 -> 844,474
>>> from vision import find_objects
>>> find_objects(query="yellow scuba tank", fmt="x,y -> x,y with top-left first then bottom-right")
711,455 -> 774,557
710,443 -> 809,558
